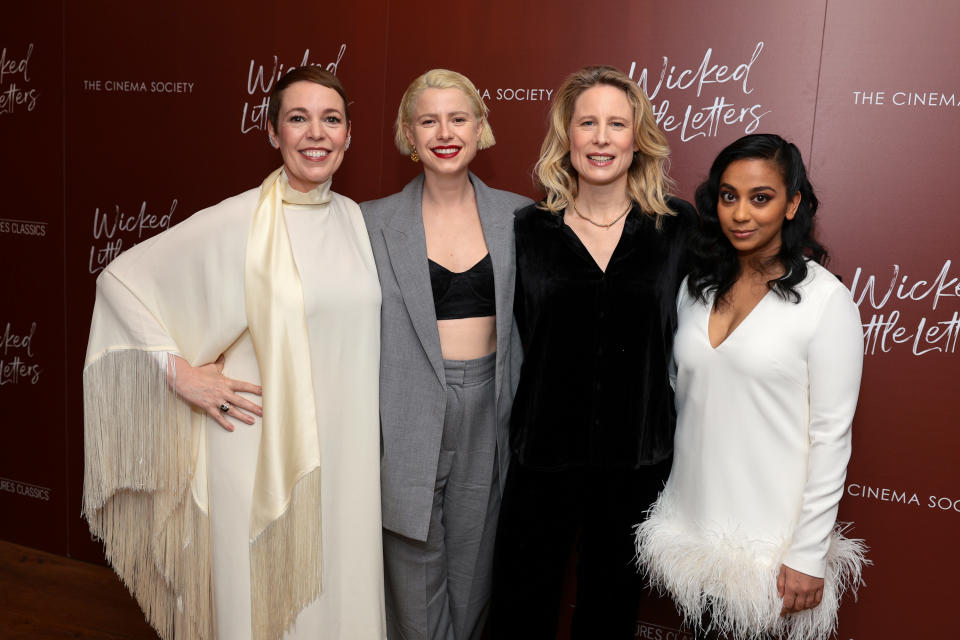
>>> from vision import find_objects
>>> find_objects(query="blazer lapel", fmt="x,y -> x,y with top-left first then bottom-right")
472,173 -> 514,402
382,175 -> 445,386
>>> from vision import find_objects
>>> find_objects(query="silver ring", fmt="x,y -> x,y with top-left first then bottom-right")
219,402 -> 231,413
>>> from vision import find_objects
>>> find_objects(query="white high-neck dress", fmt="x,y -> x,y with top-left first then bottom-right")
84,178 -> 386,640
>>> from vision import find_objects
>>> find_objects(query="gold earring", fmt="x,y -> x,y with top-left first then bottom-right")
410,145 -> 419,163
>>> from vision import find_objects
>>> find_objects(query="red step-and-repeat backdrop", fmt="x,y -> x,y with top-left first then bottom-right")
2,1 -> 956,637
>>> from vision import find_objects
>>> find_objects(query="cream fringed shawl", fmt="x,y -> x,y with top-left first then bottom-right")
83,169 -> 329,640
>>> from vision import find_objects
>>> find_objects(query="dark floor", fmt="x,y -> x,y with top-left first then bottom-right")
0,540 -> 158,639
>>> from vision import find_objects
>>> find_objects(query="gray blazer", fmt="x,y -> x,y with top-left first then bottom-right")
361,173 -> 532,541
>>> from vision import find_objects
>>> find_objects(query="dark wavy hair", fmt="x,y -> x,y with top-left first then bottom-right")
688,133 -> 827,306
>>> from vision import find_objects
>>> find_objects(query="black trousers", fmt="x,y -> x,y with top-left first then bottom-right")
488,459 -> 670,639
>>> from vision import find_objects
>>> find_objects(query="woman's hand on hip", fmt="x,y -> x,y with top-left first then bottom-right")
778,564 -> 824,616
167,354 -> 262,432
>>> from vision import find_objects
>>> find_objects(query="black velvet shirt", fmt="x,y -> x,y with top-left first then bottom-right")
510,198 -> 697,470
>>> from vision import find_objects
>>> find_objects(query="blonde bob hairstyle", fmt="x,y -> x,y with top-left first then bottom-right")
535,65 -> 675,221
394,69 -> 495,154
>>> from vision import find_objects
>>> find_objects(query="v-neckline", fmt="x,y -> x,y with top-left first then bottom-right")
706,288 -> 772,350
560,212 -> 629,274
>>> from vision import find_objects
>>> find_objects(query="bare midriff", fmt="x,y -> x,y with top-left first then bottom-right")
437,315 -> 496,360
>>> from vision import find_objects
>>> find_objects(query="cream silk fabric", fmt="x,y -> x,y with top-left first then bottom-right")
245,168 -> 323,539
82,170 -> 384,640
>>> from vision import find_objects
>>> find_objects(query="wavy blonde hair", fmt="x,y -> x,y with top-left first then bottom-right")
394,69 -> 495,154
535,65 -> 675,221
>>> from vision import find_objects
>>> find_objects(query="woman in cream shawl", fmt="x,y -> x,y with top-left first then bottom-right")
82,67 -> 385,640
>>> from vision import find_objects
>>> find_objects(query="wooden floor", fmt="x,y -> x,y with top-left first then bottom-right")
0,540 -> 158,639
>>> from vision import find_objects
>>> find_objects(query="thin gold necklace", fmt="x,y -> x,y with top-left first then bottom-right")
571,200 -> 632,229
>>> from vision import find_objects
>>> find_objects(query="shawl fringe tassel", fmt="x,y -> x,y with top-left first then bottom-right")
83,349 -> 210,639
83,349 -> 325,640
251,467 -> 323,640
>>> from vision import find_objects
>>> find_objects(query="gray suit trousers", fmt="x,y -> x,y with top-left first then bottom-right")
382,353 -> 501,640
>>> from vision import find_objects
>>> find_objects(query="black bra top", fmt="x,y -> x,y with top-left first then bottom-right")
428,253 -> 496,320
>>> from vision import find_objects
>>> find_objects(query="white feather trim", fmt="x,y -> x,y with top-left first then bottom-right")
635,493 -> 869,640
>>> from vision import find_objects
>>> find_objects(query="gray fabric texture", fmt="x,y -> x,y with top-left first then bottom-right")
382,354 -> 501,640
359,173 -> 531,541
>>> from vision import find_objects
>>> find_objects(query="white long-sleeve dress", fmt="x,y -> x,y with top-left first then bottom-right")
635,261 -> 867,640
83,175 -> 386,640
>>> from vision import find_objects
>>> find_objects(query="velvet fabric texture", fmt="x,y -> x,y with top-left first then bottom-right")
490,459 -> 671,639
510,198 -> 697,470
